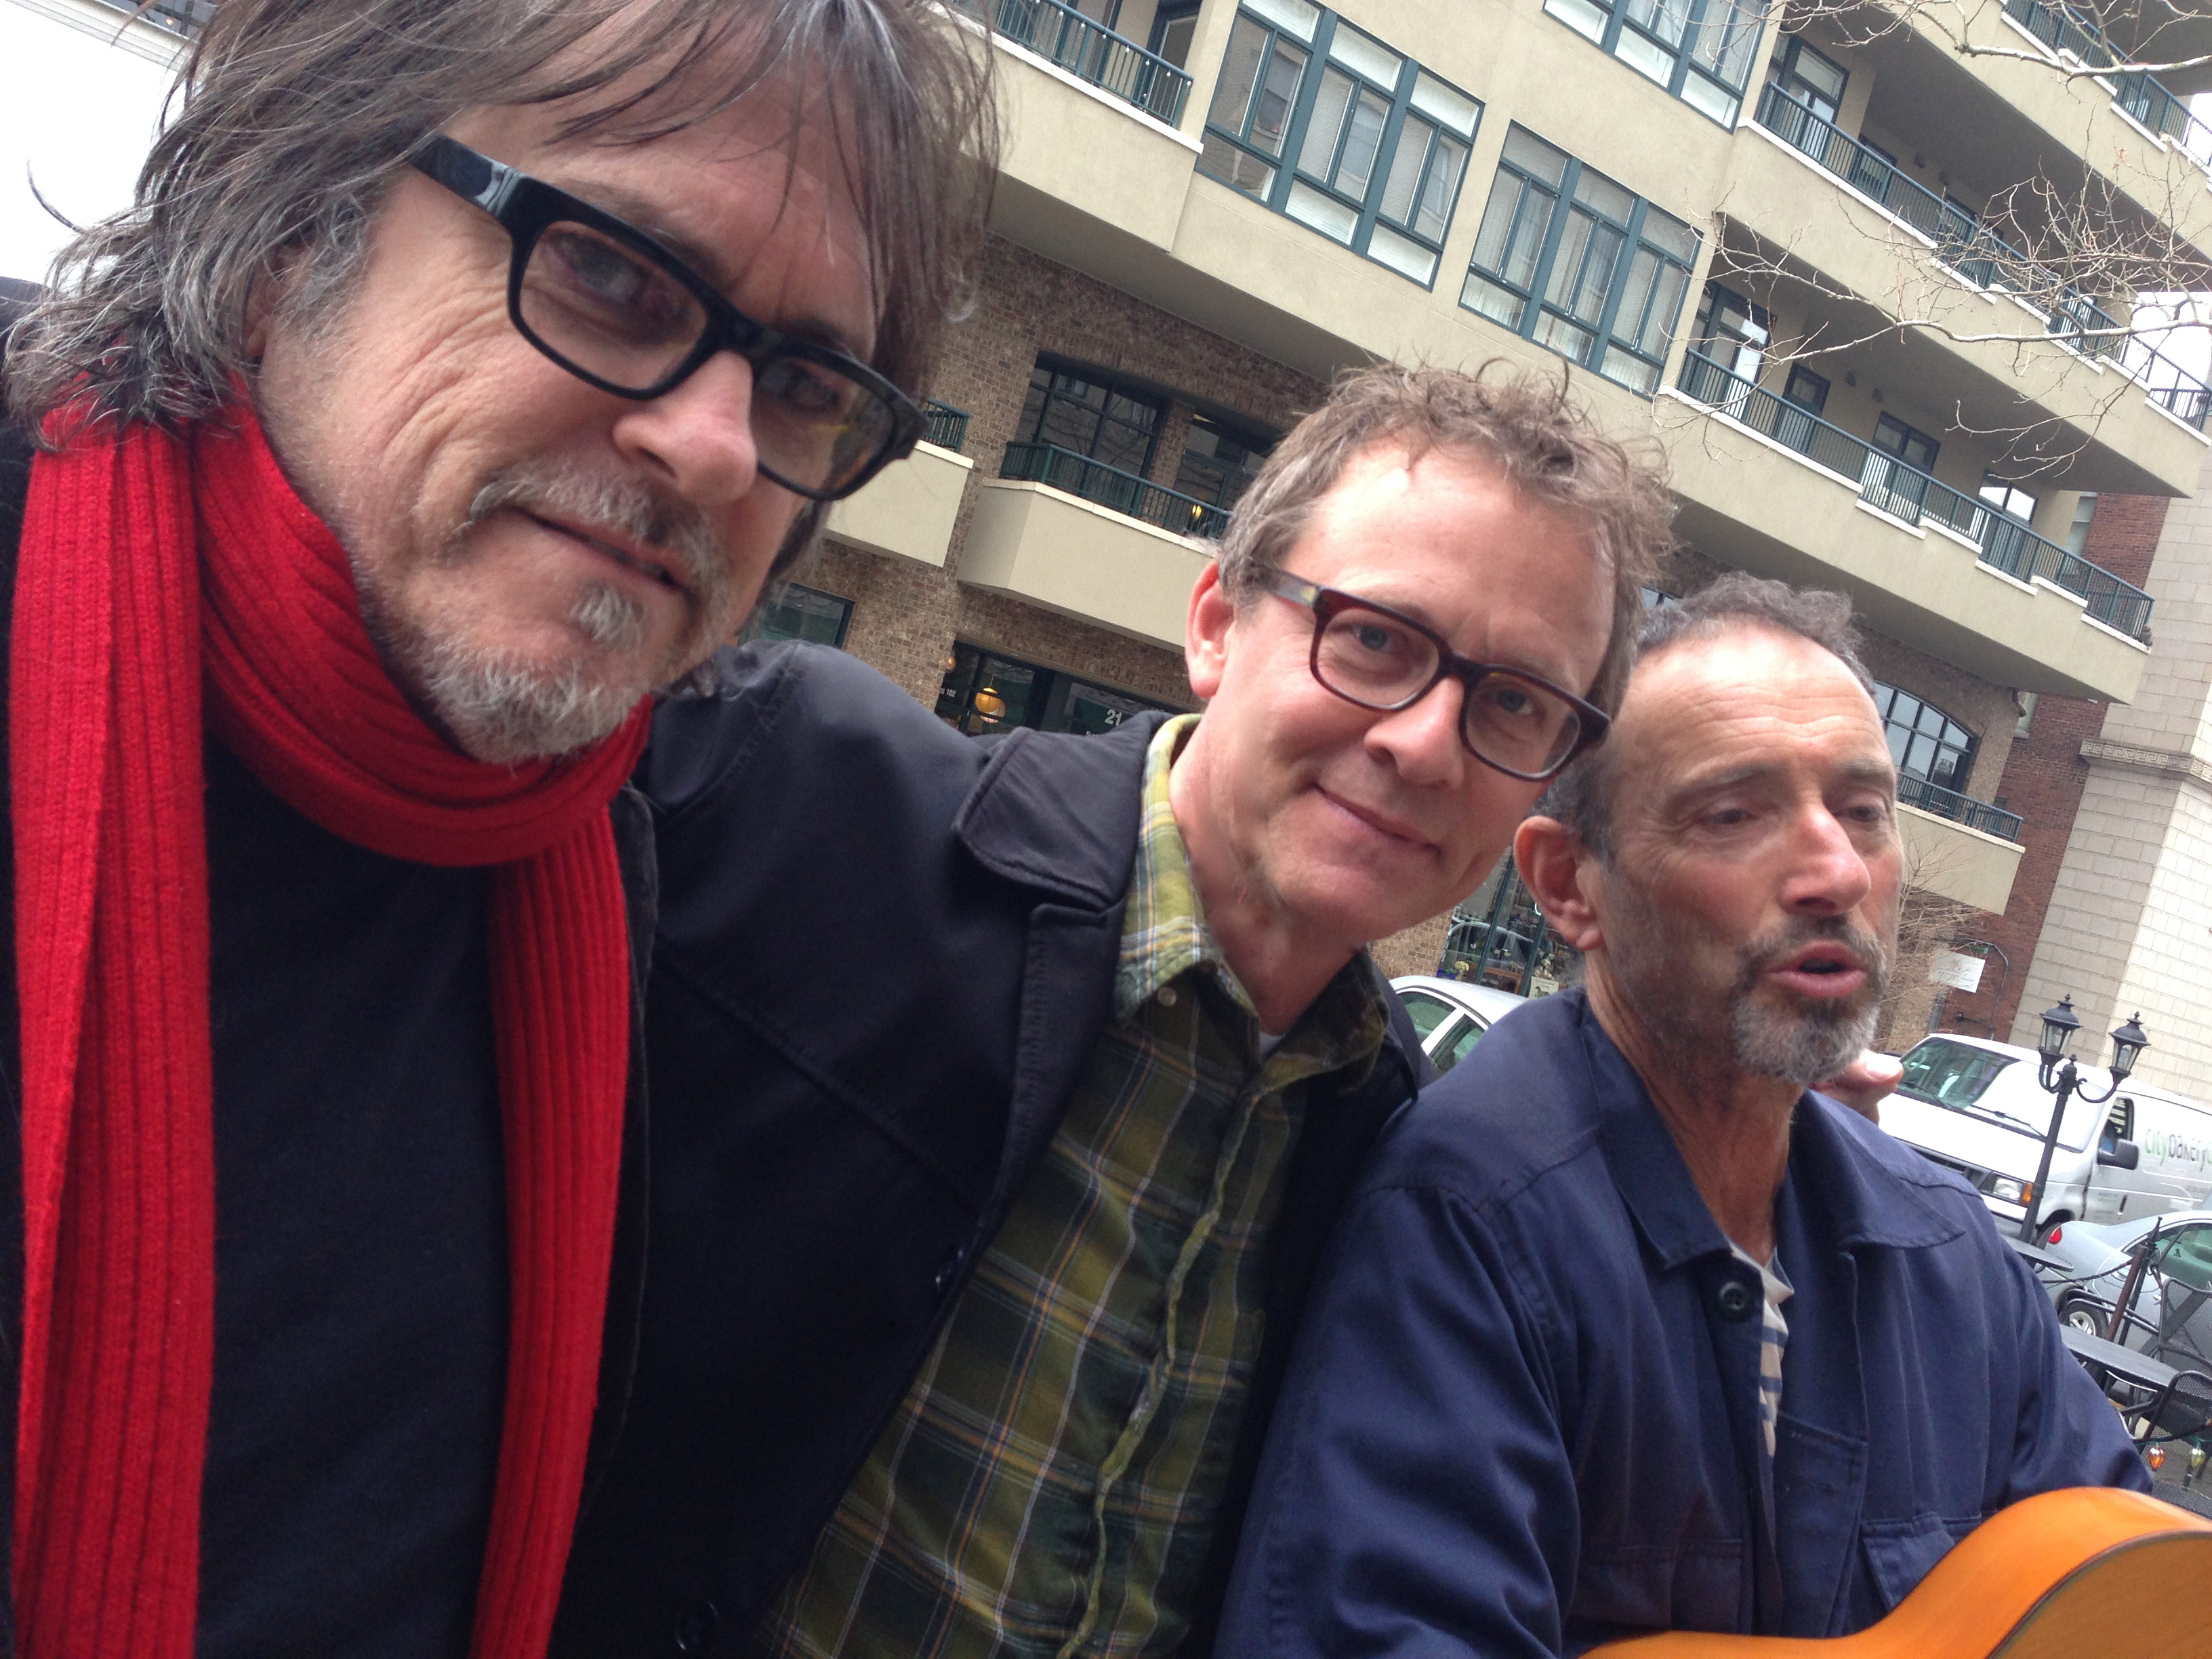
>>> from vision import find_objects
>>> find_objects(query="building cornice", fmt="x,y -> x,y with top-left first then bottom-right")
2080,737 -> 2212,790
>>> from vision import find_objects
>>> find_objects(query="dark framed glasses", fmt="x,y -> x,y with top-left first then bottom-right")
409,135 -> 924,502
1254,566 -> 1610,781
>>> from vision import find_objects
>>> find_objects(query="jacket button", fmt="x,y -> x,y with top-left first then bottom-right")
672,1597 -> 720,1655
1715,1279 -> 1757,1322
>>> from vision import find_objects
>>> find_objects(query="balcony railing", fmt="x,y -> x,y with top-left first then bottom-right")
1899,773 -> 2025,840
1754,85 -> 2212,432
922,400 -> 970,453
964,0 -> 1193,124
94,0 -> 213,35
1677,350 -> 2154,639
2002,0 -> 2212,167
1000,441 -> 1229,539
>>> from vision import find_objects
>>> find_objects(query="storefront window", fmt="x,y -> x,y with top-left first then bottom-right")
935,642 -> 1183,737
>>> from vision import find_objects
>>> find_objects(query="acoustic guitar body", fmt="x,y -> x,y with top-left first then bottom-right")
1590,1488 -> 2212,1659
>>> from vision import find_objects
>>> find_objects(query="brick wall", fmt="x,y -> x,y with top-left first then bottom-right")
809,232 -> 1326,717
1927,491 -> 2170,1045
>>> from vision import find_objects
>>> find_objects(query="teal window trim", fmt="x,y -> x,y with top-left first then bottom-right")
1200,5 -> 1480,287
1461,128 -> 1700,397
1541,0 -> 1764,126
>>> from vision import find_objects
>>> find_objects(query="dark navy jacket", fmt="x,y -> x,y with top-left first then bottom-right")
1218,988 -> 2148,1658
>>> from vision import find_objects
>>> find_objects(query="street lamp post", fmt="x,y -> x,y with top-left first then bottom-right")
2020,998 -> 2151,1242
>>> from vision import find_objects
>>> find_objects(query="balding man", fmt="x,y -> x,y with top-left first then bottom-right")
1217,575 -> 2146,1658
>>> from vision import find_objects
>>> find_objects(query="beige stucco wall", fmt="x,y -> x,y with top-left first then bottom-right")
958,480 -> 1212,650
1899,802 -> 2024,913
1658,398 -> 2149,701
823,442 -> 973,569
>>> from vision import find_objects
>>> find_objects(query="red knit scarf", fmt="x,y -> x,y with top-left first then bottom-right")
9,401 -> 649,1658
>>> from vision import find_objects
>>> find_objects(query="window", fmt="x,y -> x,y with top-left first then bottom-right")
1017,361 -> 1163,476
1398,990 -> 1460,1042
2015,689 -> 2038,737
1147,0 -> 1203,64
2065,492 -> 2099,554
1898,1038 -> 2016,1111
1875,682 -> 1978,793
747,583 -> 852,649
1980,472 -> 2039,525
2104,1097 -> 2136,1153
1544,0 -> 1765,123
1765,34 -> 1846,122
1784,364 -> 1830,414
1462,127 -> 1700,395
1200,3 -> 1481,285
1690,282 -> 1769,380
1862,412 -> 1939,517
934,642 -> 1181,737
1174,413 -> 1275,510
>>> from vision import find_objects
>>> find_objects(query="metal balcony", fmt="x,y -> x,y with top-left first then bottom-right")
2003,0 -> 2212,171
963,0 -> 1193,124
922,400 -> 970,453
1753,84 -> 2212,432
999,441 -> 1228,539
1898,773 -> 2024,841
1677,350 -> 2154,640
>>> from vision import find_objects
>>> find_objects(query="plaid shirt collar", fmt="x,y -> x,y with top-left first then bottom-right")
1113,714 -> 1389,1083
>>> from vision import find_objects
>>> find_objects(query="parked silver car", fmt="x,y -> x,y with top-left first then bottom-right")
1390,976 -> 1530,1076
2041,1208 -> 2212,1378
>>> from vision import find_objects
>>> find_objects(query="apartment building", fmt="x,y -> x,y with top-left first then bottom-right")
12,0 -> 2212,1012
792,0 -> 2210,992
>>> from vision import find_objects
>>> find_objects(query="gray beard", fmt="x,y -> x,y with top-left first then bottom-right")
1603,881 -> 1893,1091
409,579 -> 653,765
356,459 -> 734,764
1729,970 -> 1884,1086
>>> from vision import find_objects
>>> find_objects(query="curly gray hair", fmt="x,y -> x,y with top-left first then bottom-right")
4,0 -> 994,483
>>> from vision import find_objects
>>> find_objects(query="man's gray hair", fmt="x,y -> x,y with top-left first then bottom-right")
1214,361 -> 1675,716
3,1 -> 994,560
1539,571 -> 1878,859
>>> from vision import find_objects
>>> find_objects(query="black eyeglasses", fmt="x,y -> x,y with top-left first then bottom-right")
408,135 -> 923,502
1254,566 -> 1611,781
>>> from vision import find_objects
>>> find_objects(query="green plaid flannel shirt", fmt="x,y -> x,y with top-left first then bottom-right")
750,714 -> 1391,1659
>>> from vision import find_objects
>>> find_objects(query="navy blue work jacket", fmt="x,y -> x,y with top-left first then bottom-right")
1218,988 -> 2148,1658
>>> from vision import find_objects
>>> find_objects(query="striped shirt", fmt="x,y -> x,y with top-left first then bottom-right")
1729,1242 -> 1794,1458
749,714 -> 1391,1659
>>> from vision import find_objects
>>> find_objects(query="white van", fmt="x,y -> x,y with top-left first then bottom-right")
1881,1033 -> 2212,1229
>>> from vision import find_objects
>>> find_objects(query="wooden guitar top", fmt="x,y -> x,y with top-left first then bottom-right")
1590,1488 -> 2212,1658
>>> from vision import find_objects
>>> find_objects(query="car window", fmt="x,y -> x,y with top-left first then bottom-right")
1898,1039 -> 2015,1109
1437,1017 -> 1486,1073
1399,991 -> 1459,1042
2152,1225 -> 2212,1293
2104,1097 -> 2135,1152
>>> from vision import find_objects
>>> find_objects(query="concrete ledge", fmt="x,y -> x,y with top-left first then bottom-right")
958,480 -> 1212,649
1899,802 -> 2024,915
2081,737 -> 2212,790
823,441 -> 971,569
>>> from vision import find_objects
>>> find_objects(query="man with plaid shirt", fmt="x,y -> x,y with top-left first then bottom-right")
730,365 -> 1668,1659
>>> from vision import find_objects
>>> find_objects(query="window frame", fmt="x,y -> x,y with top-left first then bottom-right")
1017,358 -> 1166,478
746,582 -> 853,649
1461,126 -> 1701,397
1200,4 -> 1481,288
1874,681 -> 1980,794
1542,0 -> 1767,125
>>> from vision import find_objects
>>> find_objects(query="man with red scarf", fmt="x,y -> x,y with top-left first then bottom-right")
0,1 -> 988,1654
